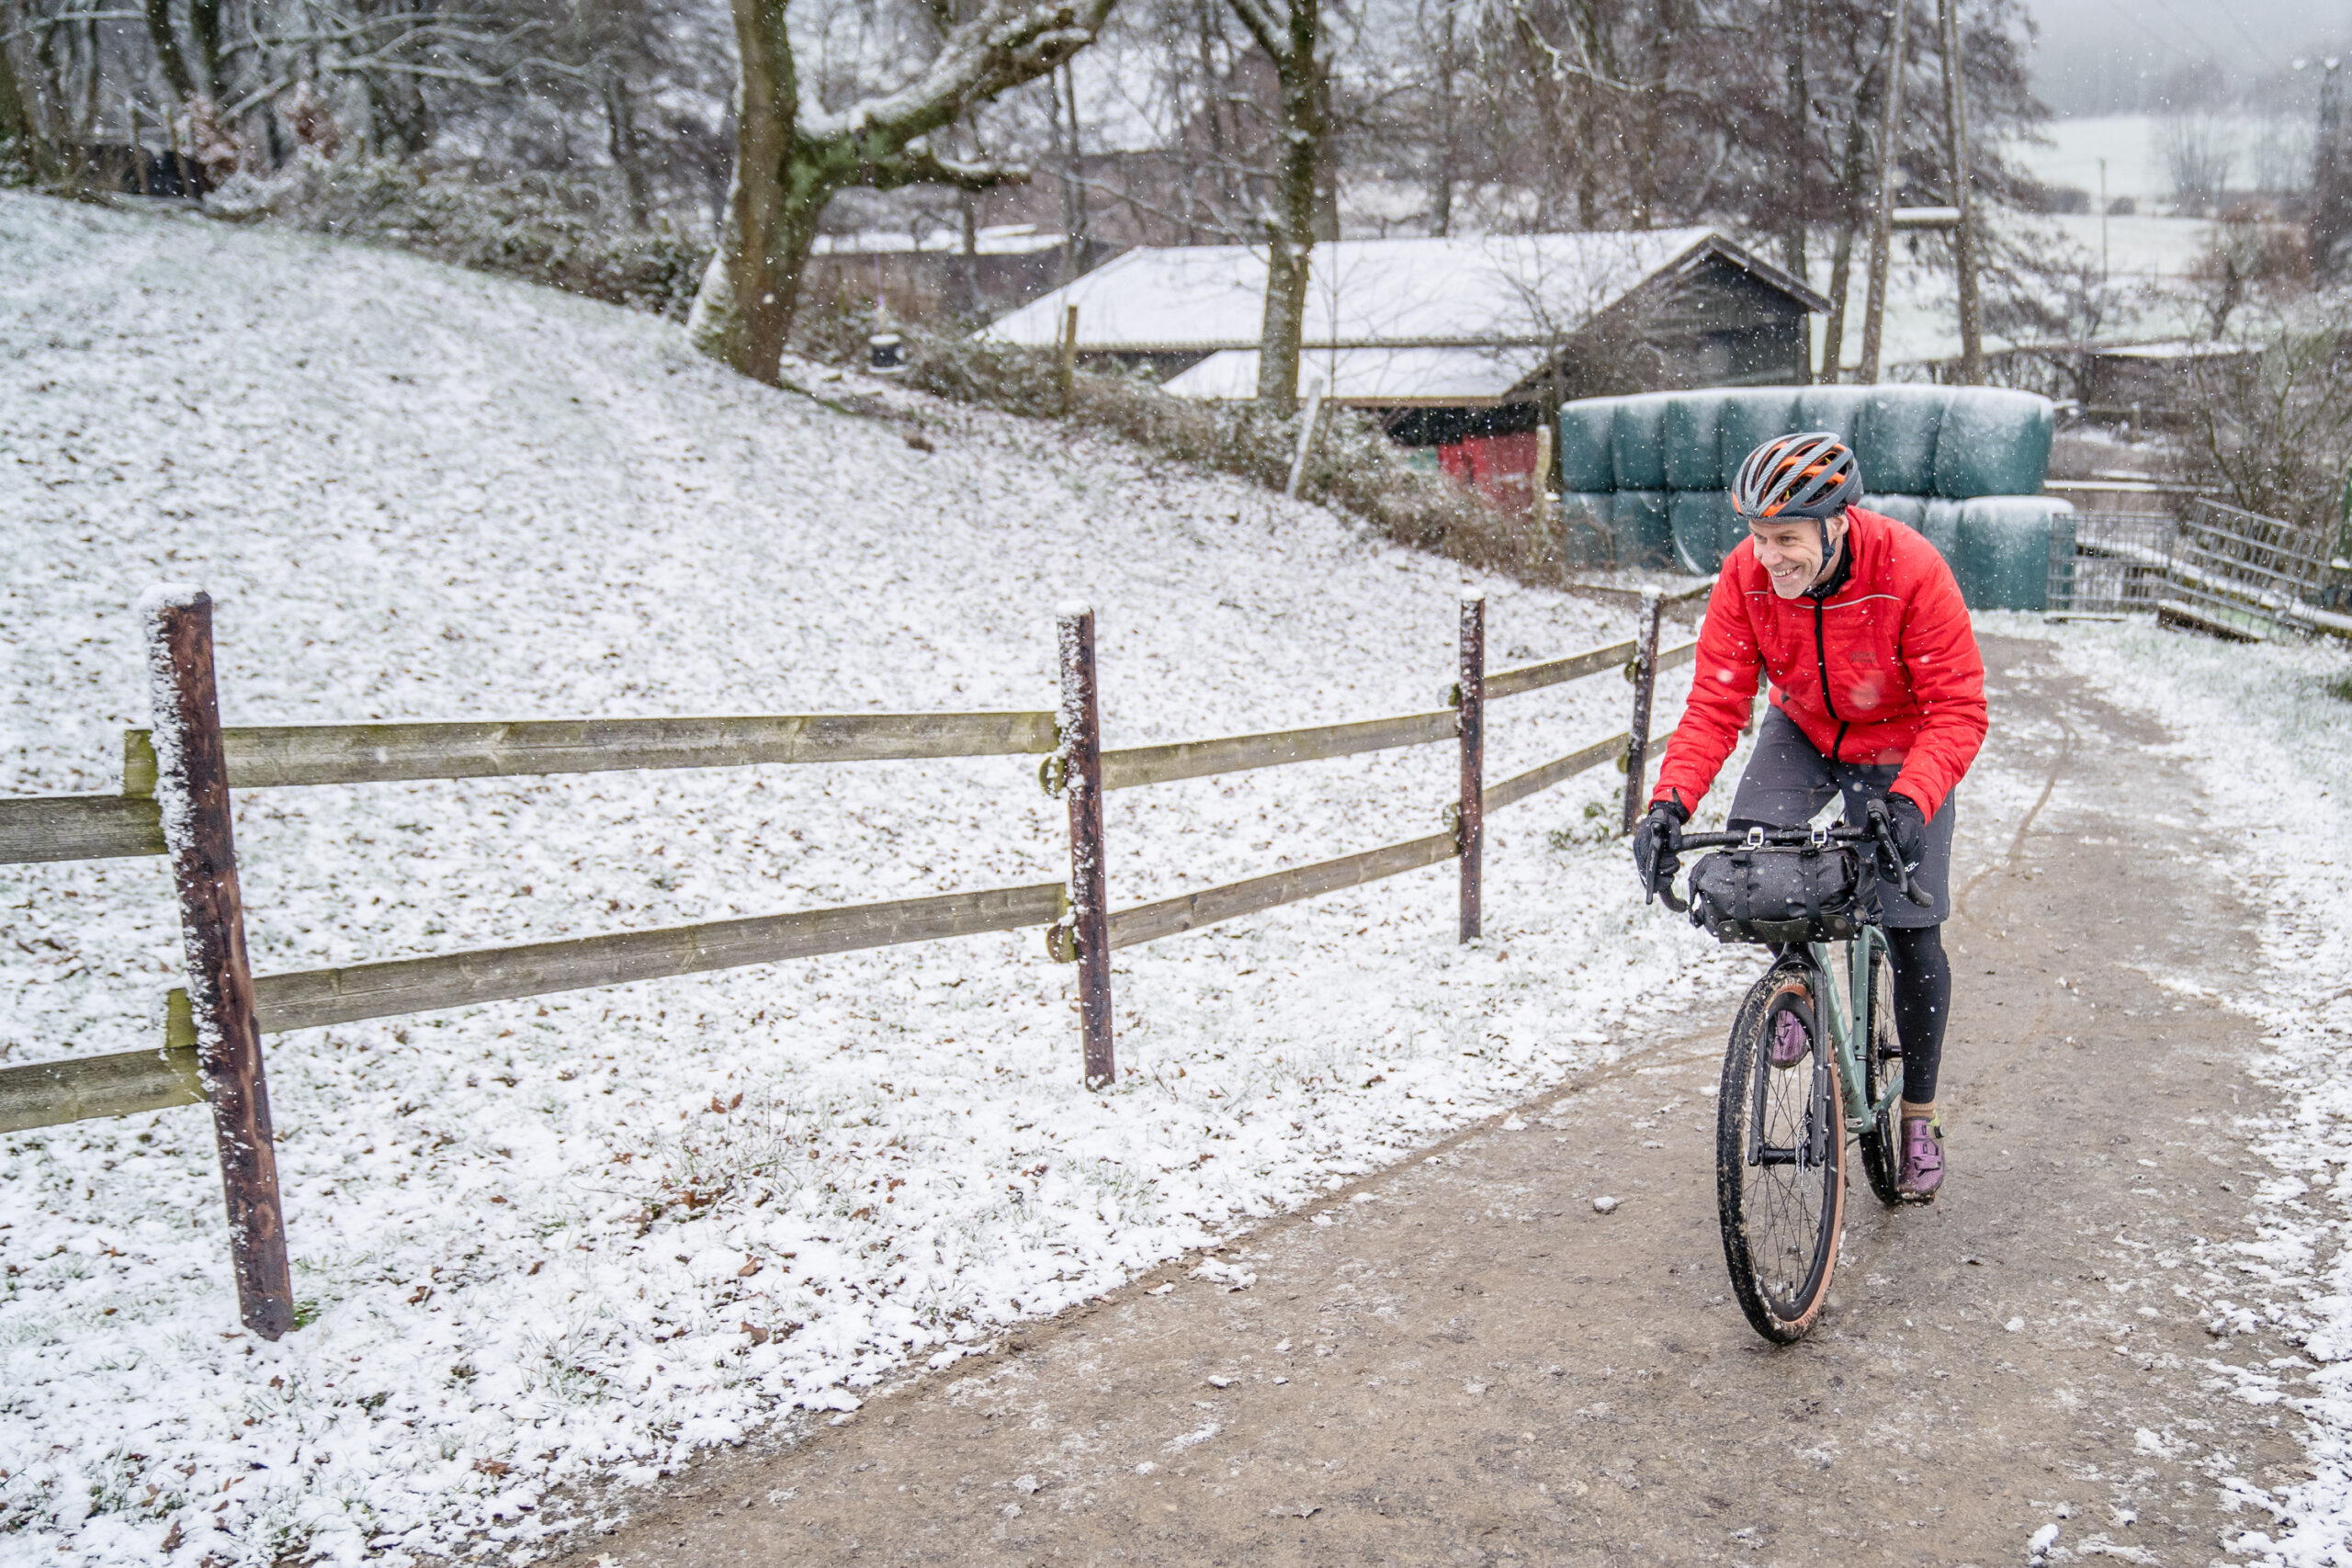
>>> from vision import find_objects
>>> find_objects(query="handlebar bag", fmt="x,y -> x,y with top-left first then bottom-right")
1686,843 -> 1870,945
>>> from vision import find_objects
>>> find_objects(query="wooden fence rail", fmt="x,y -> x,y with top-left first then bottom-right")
165,883 -> 1070,1043
1081,726 -> 1682,957
121,712 -> 1058,794
0,1042 -> 205,1134
0,795 -> 165,863
1101,709 -> 1458,792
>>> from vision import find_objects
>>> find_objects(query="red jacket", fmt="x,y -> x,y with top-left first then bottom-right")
1651,506 -> 1986,819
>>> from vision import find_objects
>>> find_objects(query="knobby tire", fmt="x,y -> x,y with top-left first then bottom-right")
1716,961 -> 1846,1344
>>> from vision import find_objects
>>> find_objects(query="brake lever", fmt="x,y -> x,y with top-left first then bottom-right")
1867,812 -> 1936,908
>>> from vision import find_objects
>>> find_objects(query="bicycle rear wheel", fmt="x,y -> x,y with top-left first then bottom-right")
1858,941 -> 1907,1206
1716,961 -> 1847,1343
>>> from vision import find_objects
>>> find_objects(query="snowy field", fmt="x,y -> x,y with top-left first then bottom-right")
0,192 -> 1743,1565
9,189 -> 2351,1568
2038,623 -> 2352,1567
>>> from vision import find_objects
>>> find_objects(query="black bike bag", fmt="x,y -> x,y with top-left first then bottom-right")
1686,831 -> 1871,945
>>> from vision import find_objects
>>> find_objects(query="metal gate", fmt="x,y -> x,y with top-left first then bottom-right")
2047,498 -> 2352,641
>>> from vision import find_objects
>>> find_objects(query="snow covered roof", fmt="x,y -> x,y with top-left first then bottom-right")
810,224 -> 1069,257
984,230 -> 1821,357
1161,345 -> 1553,405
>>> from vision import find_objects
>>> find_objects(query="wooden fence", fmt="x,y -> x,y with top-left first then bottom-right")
1039,592 -> 1692,1082
0,586 -> 1694,1336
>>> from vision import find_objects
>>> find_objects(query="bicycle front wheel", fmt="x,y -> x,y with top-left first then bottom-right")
1716,962 -> 1847,1343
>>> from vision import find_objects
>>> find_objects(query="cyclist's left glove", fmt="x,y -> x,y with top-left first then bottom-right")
1874,792 -> 1928,870
1632,797 -> 1689,904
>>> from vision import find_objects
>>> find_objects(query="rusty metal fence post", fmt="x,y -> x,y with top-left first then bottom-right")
1456,592 -> 1485,942
142,586 -> 295,1339
1621,589 -> 1663,835
1057,606 -> 1115,1089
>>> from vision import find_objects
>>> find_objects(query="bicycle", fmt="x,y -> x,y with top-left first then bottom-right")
1652,815 -> 1932,1344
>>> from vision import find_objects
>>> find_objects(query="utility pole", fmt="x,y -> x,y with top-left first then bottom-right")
1858,0 -> 1909,385
2098,157 -> 2109,285
1938,0 -> 1982,382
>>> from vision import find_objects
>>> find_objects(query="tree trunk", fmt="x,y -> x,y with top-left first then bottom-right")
605,69 -> 650,229
142,0 -> 197,104
1634,0 -> 1676,228
0,0 -> 40,180
1781,0 -> 1808,279
1817,37 -> 1885,385
188,0 -> 222,96
1248,0 -> 1323,415
689,0 -> 804,381
1429,0 -> 1455,235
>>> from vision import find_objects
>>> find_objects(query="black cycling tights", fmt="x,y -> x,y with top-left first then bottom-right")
1881,924 -> 1952,1105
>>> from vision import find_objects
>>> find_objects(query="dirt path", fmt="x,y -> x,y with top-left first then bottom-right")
563,632 -> 2304,1566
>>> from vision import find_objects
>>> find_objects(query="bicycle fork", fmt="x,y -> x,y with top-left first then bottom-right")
1746,967 -> 1836,1171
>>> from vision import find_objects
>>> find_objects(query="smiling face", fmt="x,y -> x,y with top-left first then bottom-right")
1747,510 -> 1850,599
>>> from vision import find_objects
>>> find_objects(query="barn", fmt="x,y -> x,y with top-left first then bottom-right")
982,230 -> 1827,509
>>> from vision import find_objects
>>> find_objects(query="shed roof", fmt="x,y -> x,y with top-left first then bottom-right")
1160,345 -> 1552,405
983,231 -> 1825,359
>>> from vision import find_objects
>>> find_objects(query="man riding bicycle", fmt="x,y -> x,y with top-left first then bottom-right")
1630,432 -> 1987,1201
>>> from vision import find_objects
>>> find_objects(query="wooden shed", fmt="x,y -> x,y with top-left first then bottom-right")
982,231 -> 1826,507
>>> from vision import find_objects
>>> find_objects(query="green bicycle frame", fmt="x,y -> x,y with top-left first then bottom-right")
1807,925 -> 1901,1128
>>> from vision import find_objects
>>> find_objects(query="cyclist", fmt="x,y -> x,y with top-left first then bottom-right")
1629,432 -> 1987,1201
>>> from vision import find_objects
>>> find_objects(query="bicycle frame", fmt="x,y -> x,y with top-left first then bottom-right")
1805,924 -> 1900,1129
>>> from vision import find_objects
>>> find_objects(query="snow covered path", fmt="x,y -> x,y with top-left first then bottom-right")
0,193 -> 1739,1566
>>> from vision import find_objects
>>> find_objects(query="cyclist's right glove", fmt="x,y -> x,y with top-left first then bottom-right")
1631,797 -> 1689,903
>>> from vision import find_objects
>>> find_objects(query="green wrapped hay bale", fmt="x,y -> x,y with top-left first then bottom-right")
1614,490 -> 1674,569
1664,397 -> 1724,491
1556,403 -> 1617,492
1868,493 -> 1928,528
1670,491 -> 1740,575
1917,497 -> 1965,560
1856,386 -> 1950,495
1932,389 -> 2055,499
1955,496 -> 2071,610
1715,390 -> 1804,479
1610,397 -> 1672,491
1795,387 -> 1869,445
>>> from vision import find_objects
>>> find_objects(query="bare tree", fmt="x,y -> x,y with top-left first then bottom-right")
2159,113 -> 2233,217
686,0 -> 1114,385
2177,321 -> 2352,532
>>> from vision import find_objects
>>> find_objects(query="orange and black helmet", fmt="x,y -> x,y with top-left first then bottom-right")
1731,432 -> 1863,525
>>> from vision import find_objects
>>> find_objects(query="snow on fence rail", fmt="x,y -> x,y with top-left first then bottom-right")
0,584 -> 1694,1338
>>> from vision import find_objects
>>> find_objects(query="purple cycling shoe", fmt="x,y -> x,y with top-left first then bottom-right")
1898,1116 -> 1944,1201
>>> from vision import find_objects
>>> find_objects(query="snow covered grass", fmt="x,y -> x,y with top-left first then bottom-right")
0,191 -> 1745,1565
2029,616 -> 2352,1564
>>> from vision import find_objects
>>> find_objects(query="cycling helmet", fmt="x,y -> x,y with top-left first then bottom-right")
1731,432 -> 1864,532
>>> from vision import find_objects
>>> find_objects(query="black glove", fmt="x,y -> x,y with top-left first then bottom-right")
1868,793 -> 1928,872
1632,798 -> 1689,903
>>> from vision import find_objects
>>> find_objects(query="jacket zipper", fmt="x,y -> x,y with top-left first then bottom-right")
1812,597 -> 1849,762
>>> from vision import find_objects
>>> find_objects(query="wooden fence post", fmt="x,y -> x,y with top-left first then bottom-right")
1456,592 -> 1485,942
1057,606 -> 1115,1089
1621,589 -> 1663,835
141,586 -> 295,1340
1058,304 -> 1080,413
